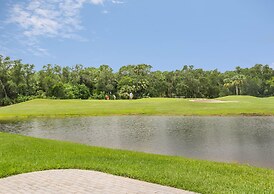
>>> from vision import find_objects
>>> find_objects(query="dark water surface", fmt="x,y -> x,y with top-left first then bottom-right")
1,116 -> 274,169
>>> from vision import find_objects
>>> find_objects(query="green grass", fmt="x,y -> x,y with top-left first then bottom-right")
1,132 -> 274,193
0,96 -> 274,120
1,96 -> 274,193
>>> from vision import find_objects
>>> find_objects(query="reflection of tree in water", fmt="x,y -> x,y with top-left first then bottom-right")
118,116 -> 156,144
230,117 -> 274,166
0,120 -> 31,134
164,116 -> 208,157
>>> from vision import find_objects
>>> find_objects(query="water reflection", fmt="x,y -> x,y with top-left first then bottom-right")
0,116 -> 274,169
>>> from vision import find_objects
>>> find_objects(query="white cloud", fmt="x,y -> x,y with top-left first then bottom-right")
3,0 -> 104,57
7,0 -> 105,39
3,0 -> 122,57
90,0 -> 105,4
23,37 -> 50,56
102,10 -> 109,14
111,0 -> 124,4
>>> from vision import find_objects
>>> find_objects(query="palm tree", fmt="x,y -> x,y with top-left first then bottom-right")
224,75 -> 246,95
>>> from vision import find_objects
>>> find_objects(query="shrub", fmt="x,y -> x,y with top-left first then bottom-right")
0,97 -> 13,106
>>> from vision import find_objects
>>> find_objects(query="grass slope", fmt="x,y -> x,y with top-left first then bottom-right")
1,132 -> 274,193
0,96 -> 274,119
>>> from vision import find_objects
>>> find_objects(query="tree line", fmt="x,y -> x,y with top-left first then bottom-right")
0,55 -> 274,106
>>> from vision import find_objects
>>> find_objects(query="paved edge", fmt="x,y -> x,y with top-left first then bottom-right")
0,169 -> 197,194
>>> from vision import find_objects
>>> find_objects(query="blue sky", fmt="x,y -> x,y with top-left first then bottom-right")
1,0 -> 274,72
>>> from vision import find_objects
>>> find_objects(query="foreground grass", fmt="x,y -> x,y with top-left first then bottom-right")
0,96 -> 274,120
1,133 -> 274,193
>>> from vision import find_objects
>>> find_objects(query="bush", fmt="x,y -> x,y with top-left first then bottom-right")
0,97 -> 13,106
91,91 -> 106,99
50,83 -> 66,99
75,84 -> 90,99
36,90 -> 47,99
15,95 -> 30,103
64,84 -> 75,99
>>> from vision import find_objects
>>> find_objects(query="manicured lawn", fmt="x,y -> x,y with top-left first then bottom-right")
1,132 -> 274,193
1,96 -> 274,193
0,96 -> 274,120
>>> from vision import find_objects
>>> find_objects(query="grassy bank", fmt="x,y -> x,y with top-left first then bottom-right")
0,96 -> 274,120
1,132 -> 274,193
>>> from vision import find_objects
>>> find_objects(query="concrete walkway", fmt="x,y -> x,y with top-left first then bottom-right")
0,169 -> 196,194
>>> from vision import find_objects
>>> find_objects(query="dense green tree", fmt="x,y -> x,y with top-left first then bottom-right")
224,74 -> 246,95
0,56 -> 11,100
148,71 -> 167,97
95,65 -> 116,95
0,54 -> 274,106
117,64 -> 152,98
50,83 -> 66,99
74,84 -> 90,99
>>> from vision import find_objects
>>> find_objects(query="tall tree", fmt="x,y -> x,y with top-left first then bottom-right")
224,74 -> 246,95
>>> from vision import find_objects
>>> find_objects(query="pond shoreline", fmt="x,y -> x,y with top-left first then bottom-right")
1,132 -> 274,193
1,116 -> 274,169
1,112 -> 274,122
0,96 -> 274,120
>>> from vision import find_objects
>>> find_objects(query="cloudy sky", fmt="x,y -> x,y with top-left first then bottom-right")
0,0 -> 274,71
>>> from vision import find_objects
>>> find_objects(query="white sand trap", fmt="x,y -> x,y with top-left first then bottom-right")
189,99 -> 238,103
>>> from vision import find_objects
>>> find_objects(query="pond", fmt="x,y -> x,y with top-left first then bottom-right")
1,116 -> 274,169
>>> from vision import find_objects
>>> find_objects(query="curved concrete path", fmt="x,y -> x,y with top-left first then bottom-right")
0,169 -> 196,194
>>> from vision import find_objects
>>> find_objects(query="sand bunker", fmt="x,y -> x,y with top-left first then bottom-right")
189,99 -> 238,103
